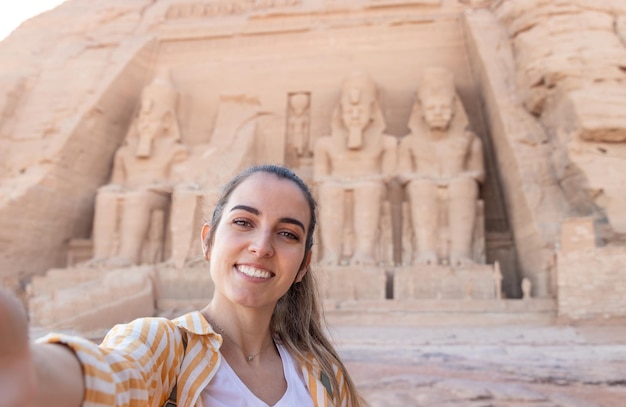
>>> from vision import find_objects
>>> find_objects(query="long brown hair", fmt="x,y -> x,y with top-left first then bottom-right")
204,164 -> 366,406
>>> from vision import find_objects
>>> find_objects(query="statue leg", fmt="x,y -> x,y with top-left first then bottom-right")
448,177 -> 478,266
92,187 -> 122,260
407,180 -> 439,265
169,183 -> 202,268
118,190 -> 169,265
351,182 -> 384,266
317,183 -> 345,266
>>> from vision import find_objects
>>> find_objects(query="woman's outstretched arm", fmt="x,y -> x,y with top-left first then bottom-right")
0,287 -> 84,407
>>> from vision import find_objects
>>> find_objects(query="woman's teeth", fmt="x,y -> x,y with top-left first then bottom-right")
237,265 -> 272,278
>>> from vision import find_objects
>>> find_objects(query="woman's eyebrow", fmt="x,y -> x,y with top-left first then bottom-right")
230,205 -> 305,233
230,204 -> 259,215
279,217 -> 305,233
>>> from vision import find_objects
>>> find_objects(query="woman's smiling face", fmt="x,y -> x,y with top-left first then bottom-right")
204,172 -> 312,310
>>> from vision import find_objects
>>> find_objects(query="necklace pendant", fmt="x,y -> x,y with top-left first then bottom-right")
247,355 -> 253,362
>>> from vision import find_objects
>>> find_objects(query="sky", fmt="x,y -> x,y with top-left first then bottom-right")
0,1 -> 66,41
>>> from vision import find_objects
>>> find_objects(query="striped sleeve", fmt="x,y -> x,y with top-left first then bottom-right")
37,317 -> 185,407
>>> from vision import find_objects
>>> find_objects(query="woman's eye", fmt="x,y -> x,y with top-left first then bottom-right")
233,219 -> 252,227
280,231 -> 300,241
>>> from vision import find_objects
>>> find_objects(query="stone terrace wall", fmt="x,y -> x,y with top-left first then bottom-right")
558,248 -> 626,320
557,218 -> 626,320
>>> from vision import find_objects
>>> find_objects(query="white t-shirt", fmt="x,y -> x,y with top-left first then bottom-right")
200,342 -> 315,407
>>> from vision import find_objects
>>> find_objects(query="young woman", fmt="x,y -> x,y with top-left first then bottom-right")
0,164 -> 367,407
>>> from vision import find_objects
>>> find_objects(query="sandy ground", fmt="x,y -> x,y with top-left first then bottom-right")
331,323 -> 626,406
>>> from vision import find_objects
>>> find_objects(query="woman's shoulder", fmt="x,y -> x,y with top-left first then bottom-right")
102,315 -> 183,346
170,310 -> 215,334
106,310 -> 209,334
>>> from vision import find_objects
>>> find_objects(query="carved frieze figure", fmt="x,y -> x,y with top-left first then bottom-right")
398,67 -> 484,267
92,69 -> 188,266
287,92 -> 311,157
313,71 -> 397,266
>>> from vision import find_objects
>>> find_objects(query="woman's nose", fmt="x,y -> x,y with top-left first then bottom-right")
248,231 -> 274,257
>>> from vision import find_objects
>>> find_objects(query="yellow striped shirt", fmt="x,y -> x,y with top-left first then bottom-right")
38,311 -> 350,407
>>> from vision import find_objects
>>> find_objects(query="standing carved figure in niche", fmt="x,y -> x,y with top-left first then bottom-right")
92,69 -> 188,266
287,92 -> 311,157
398,67 -> 484,267
314,72 -> 397,266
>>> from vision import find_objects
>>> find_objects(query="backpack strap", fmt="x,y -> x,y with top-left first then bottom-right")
163,332 -> 188,407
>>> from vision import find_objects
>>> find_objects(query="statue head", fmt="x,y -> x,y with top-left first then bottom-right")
135,68 -> 179,158
409,67 -> 468,137
338,71 -> 378,149
417,67 -> 456,131
289,93 -> 309,115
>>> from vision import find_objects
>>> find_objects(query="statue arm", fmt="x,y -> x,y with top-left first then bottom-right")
106,149 -> 126,189
312,138 -> 331,184
465,133 -> 485,183
397,136 -> 415,184
397,137 -> 432,184
142,144 -> 191,192
174,143 -> 190,163
170,144 -> 190,172
381,135 -> 398,181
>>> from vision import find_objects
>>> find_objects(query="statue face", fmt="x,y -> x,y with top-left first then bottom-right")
340,87 -> 372,132
421,92 -> 454,131
135,95 -> 169,158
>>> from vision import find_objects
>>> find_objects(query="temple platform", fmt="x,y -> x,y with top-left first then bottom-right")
318,266 -> 388,301
324,298 -> 556,327
154,263 -> 214,311
394,264 -> 498,300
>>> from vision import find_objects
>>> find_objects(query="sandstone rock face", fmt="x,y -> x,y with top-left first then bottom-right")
492,0 -> 626,237
0,0 -> 625,325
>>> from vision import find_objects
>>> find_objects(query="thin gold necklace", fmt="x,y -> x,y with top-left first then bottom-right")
207,316 -> 274,362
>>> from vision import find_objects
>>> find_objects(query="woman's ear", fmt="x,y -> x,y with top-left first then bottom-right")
200,223 -> 211,259
295,251 -> 312,283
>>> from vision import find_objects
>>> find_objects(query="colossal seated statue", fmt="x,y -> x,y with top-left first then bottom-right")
398,67 -> 485,267
167,93 -> 272,270
313,71 -> 397,267
91,69 -> 188,266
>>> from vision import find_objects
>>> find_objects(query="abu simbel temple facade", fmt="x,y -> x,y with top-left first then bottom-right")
1,0 -> 626,332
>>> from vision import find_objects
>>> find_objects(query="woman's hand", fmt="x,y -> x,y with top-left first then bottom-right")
0,287 -> 36,407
